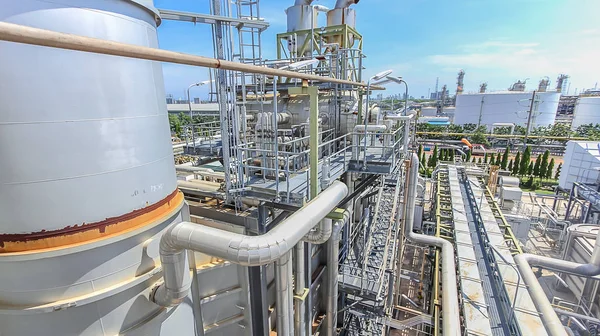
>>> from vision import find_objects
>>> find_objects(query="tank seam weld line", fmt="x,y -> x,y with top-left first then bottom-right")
2,155 -> 174,185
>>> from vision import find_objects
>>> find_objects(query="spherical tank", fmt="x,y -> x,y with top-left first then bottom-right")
0,0 -> 177,240
571,97 -> 600,130
453,92 -> 559,128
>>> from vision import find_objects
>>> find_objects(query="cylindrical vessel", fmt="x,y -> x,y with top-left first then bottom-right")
454,91 -> 559,128
571,97 -> 600,130
0,1 -> 193,335
286,5 -> 316,55
326,8 -> 356,47
0,0 -> 176,250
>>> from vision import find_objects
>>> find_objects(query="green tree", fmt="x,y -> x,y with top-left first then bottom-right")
471,132 -> 490,147
533,154 -> 542,177
528,162 -> 534,175
466,148 -> 472,162
495,154 -> 502,166
519,146 -> 531,176
513,152 -> 521,175
539,150 -> 550,179
438,147 -> 444,161
429,145 -> 438,167
508,159 -> 513,172
484,153 -> 488,164
421,152 -> 427,168
501,147 -> 510,170
489,153 -> 496,165
168,114 -> 182,136
555,163 -> 562,180
478,157 -> 482,164
417,145 -> 423,159
472,157 -> 476,163
546,158 -> 555,180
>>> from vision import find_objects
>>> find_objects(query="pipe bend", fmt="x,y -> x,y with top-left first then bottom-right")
334,0 -> 359,9
520,253 -> 600,277
304,210 -> 350,244
152,181 -> 348,307
294,0 -> 315,5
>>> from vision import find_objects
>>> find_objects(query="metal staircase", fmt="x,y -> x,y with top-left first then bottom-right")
340,171 -> 403,335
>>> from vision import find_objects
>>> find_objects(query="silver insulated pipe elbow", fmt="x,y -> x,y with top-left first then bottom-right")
294,0 -> 315,5
152,181 -> 348,307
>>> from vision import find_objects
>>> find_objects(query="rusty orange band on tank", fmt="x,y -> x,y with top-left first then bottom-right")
0,190 -> 184,254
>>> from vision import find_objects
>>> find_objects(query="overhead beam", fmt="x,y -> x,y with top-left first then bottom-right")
0,22 -> 368,88
158,8 -> 270,31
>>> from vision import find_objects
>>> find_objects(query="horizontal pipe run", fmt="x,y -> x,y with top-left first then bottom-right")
353,124 -> 387,133
152,181 -> 348,307
0,22 -> 367,87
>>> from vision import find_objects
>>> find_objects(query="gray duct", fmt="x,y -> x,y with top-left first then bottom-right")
294,0 -> 315,5
334,0 -> 360,8
152,181 -> 348,307
404,153 -> 460,335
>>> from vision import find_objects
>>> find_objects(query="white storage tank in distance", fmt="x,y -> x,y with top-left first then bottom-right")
571,96 -> 600,130
454,91 -> 560,128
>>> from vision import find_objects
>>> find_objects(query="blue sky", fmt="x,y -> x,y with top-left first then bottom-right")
155,0 -> 600,100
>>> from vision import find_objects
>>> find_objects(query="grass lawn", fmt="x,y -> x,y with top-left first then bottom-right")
518,176 -> 558,194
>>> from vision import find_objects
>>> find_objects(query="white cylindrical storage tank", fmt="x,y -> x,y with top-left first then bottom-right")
0,0 -> 176,246
421,107 -> 437,117
454,91 -> 559,128
0,1 -> 194,335
572,97 -> 600,130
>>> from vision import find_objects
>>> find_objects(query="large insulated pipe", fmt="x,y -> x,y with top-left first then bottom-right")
294,244 -> 306,336
335,0 -> 360,8
276,251 -> 294,336
152,181 -> 348,307
514,241 -> 600,336
404,153 -> 460,335
326,211 -> 350,336
0,22 -> 368,87
294,0 -> 315,4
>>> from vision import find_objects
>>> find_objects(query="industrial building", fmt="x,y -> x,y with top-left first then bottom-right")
3,1 -> 600,336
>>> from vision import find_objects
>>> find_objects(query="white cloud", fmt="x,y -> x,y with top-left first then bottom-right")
427,33 -> 600,93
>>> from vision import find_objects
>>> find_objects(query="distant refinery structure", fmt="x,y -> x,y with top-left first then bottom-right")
420,73 -> 600,130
